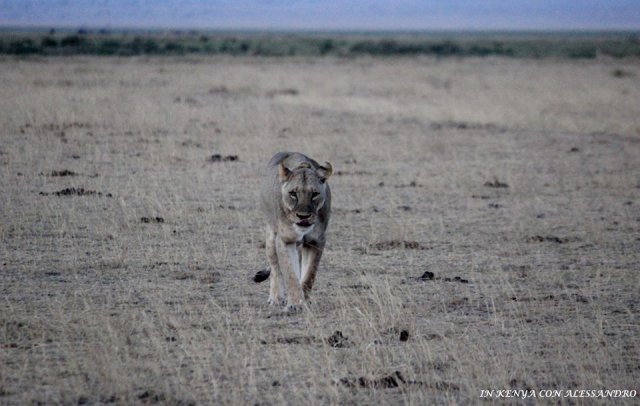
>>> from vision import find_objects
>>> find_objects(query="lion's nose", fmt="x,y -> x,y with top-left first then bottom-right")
296,213 -> 311,220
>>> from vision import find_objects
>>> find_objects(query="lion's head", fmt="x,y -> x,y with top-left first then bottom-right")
278,161 -> 332,229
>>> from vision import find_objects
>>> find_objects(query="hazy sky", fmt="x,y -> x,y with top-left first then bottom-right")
1,0 -> 638,30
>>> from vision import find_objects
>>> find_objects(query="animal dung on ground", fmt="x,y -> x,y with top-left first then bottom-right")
327,330 -> 349,348
443,276 -> 469,284
209,154 -> 239,162
140,216 -> 165,223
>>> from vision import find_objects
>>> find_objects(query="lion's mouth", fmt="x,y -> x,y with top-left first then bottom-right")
296,220 -> 313,227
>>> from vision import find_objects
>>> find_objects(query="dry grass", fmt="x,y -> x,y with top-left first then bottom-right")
1,55 -> 639,404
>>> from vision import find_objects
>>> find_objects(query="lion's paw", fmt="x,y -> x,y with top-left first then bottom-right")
268,297 -> 286,307
286,303 -> 304,314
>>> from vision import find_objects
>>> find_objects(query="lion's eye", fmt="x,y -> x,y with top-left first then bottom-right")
289,191 -> 297,199
312,192 -> 320,199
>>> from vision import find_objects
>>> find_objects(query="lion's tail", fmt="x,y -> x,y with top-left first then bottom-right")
253,268 -> 271,283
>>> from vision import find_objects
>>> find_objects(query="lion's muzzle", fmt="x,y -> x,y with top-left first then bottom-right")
295,213 -> 313,227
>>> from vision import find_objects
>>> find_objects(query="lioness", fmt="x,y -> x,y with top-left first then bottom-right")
259,152 -> 333,310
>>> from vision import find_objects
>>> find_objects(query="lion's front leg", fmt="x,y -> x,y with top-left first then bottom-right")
300,243 -> 323,300
276,238 -> 305,311
266,226 -> 285,306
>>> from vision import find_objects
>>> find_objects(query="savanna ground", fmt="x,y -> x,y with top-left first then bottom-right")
1,54 -> 639,404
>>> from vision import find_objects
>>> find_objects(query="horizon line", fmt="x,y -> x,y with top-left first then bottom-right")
1,24 -> 639,34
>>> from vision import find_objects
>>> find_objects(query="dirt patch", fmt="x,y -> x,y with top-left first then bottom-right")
172,272 -> 194,281
368,240 -> 428,250
137,390 -> 165,404
511,293 -> 590,303
611,69 -> 634,78
20,121 -> 93,139
266,88 -> 299,97
97,395 -> 118,404
394,181 -> 422,188
40,169 -> 78,177
39,188 -> 112,197
337,371 -> 459,391
272,336 -> 317,345
208,86 -> 230,94
265,331 -> 349,348
339,371 -> 406,389
199,272 -> 220,284
147,261 -> 180,269
484,178 -> 509,188
502,264 -> 532,278
430,121 -> 501,131
355,240 -> 429,254
180,140 -> 202,148
174,96 -> 201,106
527,235 -> 565,244
345,284 -> 371,290
333,170 -> 374,176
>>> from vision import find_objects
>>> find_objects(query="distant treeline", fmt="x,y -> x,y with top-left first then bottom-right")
1,31 -> 639,58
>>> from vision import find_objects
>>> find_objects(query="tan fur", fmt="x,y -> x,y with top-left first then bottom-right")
259,152 -> 332,311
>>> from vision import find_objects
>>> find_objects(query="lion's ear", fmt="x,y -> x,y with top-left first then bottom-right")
278,163 -> 292,182
317,162 -> 333,183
